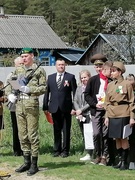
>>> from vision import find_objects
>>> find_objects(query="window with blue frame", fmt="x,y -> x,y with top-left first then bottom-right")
40,57 -> 49,66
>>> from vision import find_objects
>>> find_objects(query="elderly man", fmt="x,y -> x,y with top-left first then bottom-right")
7,48 -> 46,176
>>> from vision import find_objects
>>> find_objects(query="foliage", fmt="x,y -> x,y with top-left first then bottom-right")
102,43 -> 123,62
3,0 -> 27,14
98,7 -> 135,35
2,0 -> 135,48
0,49 -> 18,67
98,7 -> 135,63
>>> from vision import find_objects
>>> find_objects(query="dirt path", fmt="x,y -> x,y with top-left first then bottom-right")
0,163 -> 61,180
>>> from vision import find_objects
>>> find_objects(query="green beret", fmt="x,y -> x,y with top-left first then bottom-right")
90,53 -> 107,64
20,47 -> 34,55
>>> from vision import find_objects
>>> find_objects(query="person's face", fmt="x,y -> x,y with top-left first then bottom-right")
21,53 -> 34,66
103,66 -> 112,78
15,58 -> 24,67
80,73 -> 90,86
56,60 -> 66,73
126,76 -> 135,86
111,68 -> 121,79
94,64 -> 103,74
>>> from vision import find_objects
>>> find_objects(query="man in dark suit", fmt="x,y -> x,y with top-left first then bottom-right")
43,58 -> 77,157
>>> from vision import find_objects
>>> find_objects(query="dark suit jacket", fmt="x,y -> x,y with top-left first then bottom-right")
84,74 -> 112,116
84,74 -> 100,116
43,72 -> 77,113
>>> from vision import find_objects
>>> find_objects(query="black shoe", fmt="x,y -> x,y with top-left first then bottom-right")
119,161 -> 128,170
113,161 -> 122,169
61,152 -> 69,158
27,165 -> 38,176
27,156 -> 38,176
15,155 -> 31,173
15,163 -> 31,173
107,159 -> 115,166
53,152 -> 61,157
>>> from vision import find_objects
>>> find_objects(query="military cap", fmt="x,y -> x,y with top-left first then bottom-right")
90,53 -> 107,65
113,61 -> 126,74
20,47 -> 34,55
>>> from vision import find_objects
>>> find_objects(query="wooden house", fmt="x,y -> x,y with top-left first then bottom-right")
0,6 -> 84,66
76,33 -> 135,65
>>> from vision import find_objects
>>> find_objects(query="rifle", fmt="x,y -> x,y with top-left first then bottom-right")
20,62 -> 44,86
7,62 -> 44,109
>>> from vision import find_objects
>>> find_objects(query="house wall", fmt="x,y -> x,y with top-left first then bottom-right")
78,34 -> 131,65
79,38 -> 106,65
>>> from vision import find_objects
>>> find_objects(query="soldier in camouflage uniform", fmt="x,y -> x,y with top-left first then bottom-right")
7,48 -> 46,176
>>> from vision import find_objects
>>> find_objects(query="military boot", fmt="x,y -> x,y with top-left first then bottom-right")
15,155 -> 31,173
119,148 -> 129,170
113,148 -> 123,169
27,156 -> 38,176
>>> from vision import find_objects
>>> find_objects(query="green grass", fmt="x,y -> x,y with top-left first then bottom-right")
0,106 -> 135,180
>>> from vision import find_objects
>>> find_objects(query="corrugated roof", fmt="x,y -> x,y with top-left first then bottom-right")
58,52 -> 83,62
102,34 -> 135,62
76,33 -> 135,64
67,47 -> 85,52
0,14 -> 67,49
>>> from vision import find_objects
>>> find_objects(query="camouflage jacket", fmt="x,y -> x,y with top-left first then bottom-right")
5,63 -> 46,107
14,63 -> 46,96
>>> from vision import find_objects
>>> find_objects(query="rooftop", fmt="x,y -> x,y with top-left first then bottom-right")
0,14 -> 67,49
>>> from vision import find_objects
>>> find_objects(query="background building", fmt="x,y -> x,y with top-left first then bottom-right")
0,5 -> 84,66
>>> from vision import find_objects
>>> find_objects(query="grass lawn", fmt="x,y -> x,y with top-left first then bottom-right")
1,154 -> 135,180
0,107 -> 135,180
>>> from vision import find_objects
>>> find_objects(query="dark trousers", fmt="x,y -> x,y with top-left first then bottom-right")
52,108 -> 71,154
92,110 -> 108,157
78,120 -> 84,137
107,138 -> 116,163
129,125 -> 135,162
10,111 -> 22,153
0,115 -> 4,130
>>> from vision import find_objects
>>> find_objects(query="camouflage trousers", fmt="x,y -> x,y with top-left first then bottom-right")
16,104 -> 39,157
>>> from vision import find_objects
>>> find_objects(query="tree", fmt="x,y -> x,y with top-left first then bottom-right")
52,0 -> 106,48
0,49 -> 18,67
2,0 -> 135,49
98,7 -> 135,63
3,0 -> 27,14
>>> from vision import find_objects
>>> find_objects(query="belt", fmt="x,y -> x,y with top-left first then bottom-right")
111,101 -> 129,106
20,95 -> 29,99
20,93 -> 38,100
